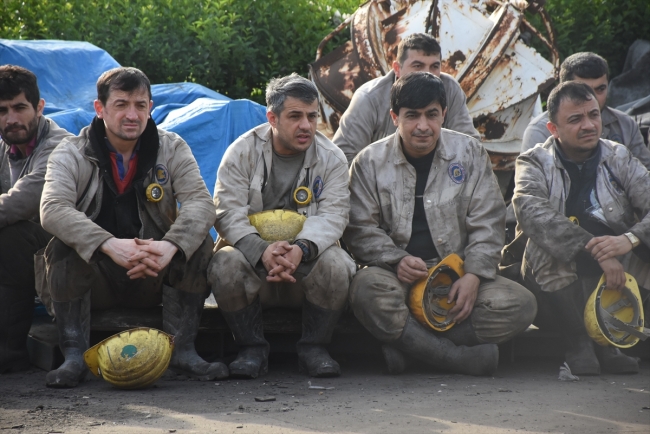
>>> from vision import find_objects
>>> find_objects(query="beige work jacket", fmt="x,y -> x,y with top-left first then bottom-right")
214,123 -> 349,257
343,129 -> 505,279
513,137 -> 650,292
40,119 -> 215,263
333,70 -> 480,164
0,117 -> 71,228
521,107 -> 650,169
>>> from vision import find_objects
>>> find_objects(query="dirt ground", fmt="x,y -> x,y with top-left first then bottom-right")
1,353 -> 648,434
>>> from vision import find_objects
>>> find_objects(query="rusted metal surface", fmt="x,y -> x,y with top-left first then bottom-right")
309,0 -> 559,170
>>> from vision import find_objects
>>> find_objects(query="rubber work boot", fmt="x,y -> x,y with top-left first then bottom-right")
162,286 -> 229,380
433,319 -> 482,347
0,285 -> 34,374
596,345 -> 639,374
220,297 -> 269,378
381,345 -> 407,375
392,315 -> 499,376
45,295 -> 90,388
296,300 -> 342,378
564,334 -> 600,375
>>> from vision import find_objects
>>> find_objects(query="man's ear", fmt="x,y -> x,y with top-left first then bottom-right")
546,120 -> 560,139
266,110 -> 277,127
94,99 -> 104,119
390,109 -> 399,127
36,98 -> 45,116
392,60 -> 401,78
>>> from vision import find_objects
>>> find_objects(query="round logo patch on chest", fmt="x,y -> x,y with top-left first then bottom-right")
313,176 -> 324,199
448,163 -> 466,184
155,164 -> 169,185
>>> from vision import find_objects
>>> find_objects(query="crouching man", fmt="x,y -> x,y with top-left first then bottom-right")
208,74 -> 355,378
40,67 -> 227,388
344,72 -> 536,376
513,81 -> 649,375
0,65 -> 71,373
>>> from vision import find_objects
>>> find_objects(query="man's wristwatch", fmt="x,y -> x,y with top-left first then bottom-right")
624,232 -> 640,248
294,240 -> 310,262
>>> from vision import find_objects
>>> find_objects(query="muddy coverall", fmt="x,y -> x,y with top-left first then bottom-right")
333,70 -> 480,164
38,118 -> 216,309
0,117 -> 71,373
521,107 -> 650,169
344,130 -> 536,344
209,123 -> 355,311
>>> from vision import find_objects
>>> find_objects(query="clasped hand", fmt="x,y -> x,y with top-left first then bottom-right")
585,235 -> 632,291
99,237 -> 178,280
261,241 -> 303,283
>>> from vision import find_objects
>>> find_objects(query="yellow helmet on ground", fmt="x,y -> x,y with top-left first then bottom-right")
409,254 -> 465,332
84,328 -> 174,389
584,273 -> 650,348
248,209 -> 307,243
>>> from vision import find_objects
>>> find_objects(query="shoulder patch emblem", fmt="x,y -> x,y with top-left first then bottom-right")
609,134 -> 623,144
155,164 -> 169,185
448,162 -> 466,184
313,176 -> 324,199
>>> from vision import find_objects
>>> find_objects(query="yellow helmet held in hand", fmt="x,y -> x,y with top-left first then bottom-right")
584,273 -> 650,348
84,327 -> 174,389
409,254 -> 465,332
248,209 -> 307,243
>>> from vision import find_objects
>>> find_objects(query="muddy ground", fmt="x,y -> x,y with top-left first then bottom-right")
1,352 -> 648,434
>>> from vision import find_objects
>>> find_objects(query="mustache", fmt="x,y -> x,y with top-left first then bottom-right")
412,131 -> 433,137
577,129 -> 598,138
5,125 -> 27,133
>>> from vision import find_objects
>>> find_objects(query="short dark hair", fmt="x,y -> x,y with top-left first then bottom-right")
266,73 -> 318,115
396,33 -> 442,66
560,52 -> 609,82
391,72 -> 447,115
0,65 -> 40,109
547,81 -> 597,123
96,67 -> 152,105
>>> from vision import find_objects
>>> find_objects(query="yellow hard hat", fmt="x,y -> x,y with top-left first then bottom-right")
409,254 -> 465,332
584,273 -> 649,348
83,328 -> 174,389
248,209 -> 307,243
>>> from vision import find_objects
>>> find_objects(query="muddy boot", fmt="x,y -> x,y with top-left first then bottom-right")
0,285 -> 34,374
393,315 -> 499,376
296,300 -> 342,378
433,319 -> 481,347
45,295 -> 90,388
597,345 -> 639,374
163,286 -> 229,380
381,345 -> 407,375
220,297 -> 269,378
564,334 -> 600,375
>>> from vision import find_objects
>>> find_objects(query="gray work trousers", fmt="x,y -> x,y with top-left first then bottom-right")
45,235 -> 214,309
349,267 -> 537,343
208,245 -> 355,312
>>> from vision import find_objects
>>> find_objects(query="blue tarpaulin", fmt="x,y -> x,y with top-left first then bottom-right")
0,39 -> 268,204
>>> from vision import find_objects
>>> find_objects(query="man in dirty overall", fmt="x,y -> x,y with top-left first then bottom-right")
0,66 -> 71,374
208,74 -> 355,378
514,81 -> 650,375
39,67 -> 228,388
344,72 -> 536,376
522,52 -> 650,168
333,32 -> 479,164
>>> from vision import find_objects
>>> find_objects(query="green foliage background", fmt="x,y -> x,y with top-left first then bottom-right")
2,0 -> 649,103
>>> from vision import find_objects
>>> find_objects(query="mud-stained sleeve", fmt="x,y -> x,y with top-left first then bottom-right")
333,89 -> 380,165
462,146 -> 506,279
213,139 -> 258,245
162,135 -> 216,260
512,151 -> 593,263
343,156 -> 409,268
296,150 -> 350,257
623,117 -> 650,170
619,150 -> 650,247
40,141 -> 113,263
235,233 -> 269,268
443,78 -> 480,140
521,119 -> 551,153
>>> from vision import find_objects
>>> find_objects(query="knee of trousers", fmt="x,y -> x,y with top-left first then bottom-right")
348,267 -> 410,342
208,246 -> 257,304
472,276 -> 538,344
45,237 -> 96,301
167,234 -> 214,296
302,246 -> 355,310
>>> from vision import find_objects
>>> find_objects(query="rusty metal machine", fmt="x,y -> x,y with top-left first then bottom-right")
310,0 -> 559,184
